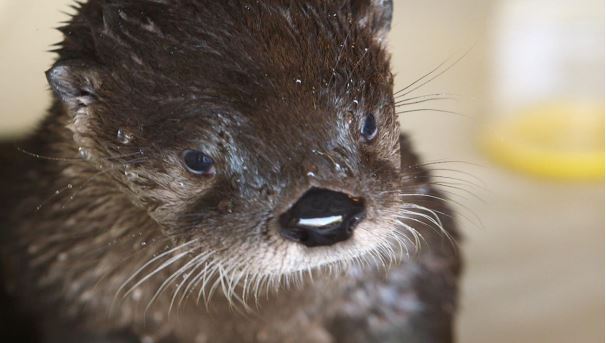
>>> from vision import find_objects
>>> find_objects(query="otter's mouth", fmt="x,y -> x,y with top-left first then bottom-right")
278,187 -> 366,247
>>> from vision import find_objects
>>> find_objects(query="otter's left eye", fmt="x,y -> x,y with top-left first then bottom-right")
182,149 -> 215,176
361,113 -> 378,142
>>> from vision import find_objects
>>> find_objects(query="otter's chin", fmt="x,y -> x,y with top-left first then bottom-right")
249,220 -> 411,277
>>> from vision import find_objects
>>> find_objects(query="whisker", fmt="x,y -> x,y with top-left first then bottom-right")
395,92 -> 464,102
156,250 -> 214,316
395,96 -> 458,107
393,56 -> 451,96
113,240 -> 196,303
396,108 -> 468,118
415,159 -> 486,169
60,158 -> 148,209
429,181 -> 486,203
176,250 -> 222,309
425,175 -> 485,191
16,146 -> 144,163
95,236 -> 176,293
395,44 -> 474,98
389,219 -> 423,252
32,156 -> 148,213
402,209 -> 453,241
400,192 -> 483,229
123,249 -> 193,300
427,168 -> 487,188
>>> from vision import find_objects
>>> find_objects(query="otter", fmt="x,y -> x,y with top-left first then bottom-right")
0,0 -> 461,342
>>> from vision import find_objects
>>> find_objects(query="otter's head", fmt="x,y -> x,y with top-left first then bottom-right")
47,0 -> 426,295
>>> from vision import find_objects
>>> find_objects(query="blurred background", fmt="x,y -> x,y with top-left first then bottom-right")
0,0 -> 603,341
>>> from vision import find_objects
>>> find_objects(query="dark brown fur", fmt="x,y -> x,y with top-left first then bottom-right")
0,1 -> 461,342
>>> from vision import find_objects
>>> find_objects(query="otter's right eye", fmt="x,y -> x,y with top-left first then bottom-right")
182,149 -> 215,176
361,113 -> 378,142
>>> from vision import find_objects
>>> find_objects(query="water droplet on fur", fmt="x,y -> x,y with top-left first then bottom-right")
132,288 -> 143,301
117,9 -> 127,20
78,147 -> 91,160
353,99 -> 359,105
55,190 -> 61,195
67,184 -> 73,189
141,241 -> 147,246
417,185 -> 430,194
116,128 -> 132,144
80,290 -> 94,302
335,163 -> 349,177
217,200 -> 233,214
153,311 -> 163,322
307,171 -> 316,177
27,245 -> 39,254
345,111 -> 354,124
195,333 -> 208,343
260,185 -> 274,198
295,79 -> 302,85
125,170 -> 138,180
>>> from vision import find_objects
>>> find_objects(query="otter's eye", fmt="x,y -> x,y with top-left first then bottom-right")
361,113 -> 378,142
182,149 -> 215,176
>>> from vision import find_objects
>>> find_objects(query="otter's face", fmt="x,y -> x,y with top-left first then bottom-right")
48,1 -> 415,282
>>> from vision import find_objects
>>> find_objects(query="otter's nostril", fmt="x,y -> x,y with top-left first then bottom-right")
278,188 -> 366,247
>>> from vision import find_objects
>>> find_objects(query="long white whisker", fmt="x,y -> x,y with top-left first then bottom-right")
165,250 -> 215,315
113,240 -> 196,306
122,249 -> 192,300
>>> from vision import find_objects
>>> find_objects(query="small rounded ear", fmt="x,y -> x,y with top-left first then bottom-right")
372,0 -> 393,33
46,60 -> 103,109
352,0 -> 394,39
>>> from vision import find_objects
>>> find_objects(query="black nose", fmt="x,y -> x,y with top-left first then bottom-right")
279,188 -> 365,247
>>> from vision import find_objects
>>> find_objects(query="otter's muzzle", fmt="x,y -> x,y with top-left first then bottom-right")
279,188 -> 365,247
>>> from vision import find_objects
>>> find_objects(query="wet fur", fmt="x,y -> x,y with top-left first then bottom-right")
0,1 -> 461,342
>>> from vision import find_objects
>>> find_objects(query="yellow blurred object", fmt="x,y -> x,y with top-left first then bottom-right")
482,104 -> 605,181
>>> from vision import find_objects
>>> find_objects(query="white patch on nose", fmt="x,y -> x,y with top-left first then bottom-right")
298,216 -> 343,227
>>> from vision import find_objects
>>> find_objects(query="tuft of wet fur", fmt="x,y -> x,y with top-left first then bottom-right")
0,1 -> 461,342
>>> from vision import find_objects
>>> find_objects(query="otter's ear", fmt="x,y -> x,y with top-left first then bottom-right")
352,0 -> 393,39
46,60 -> 102,109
